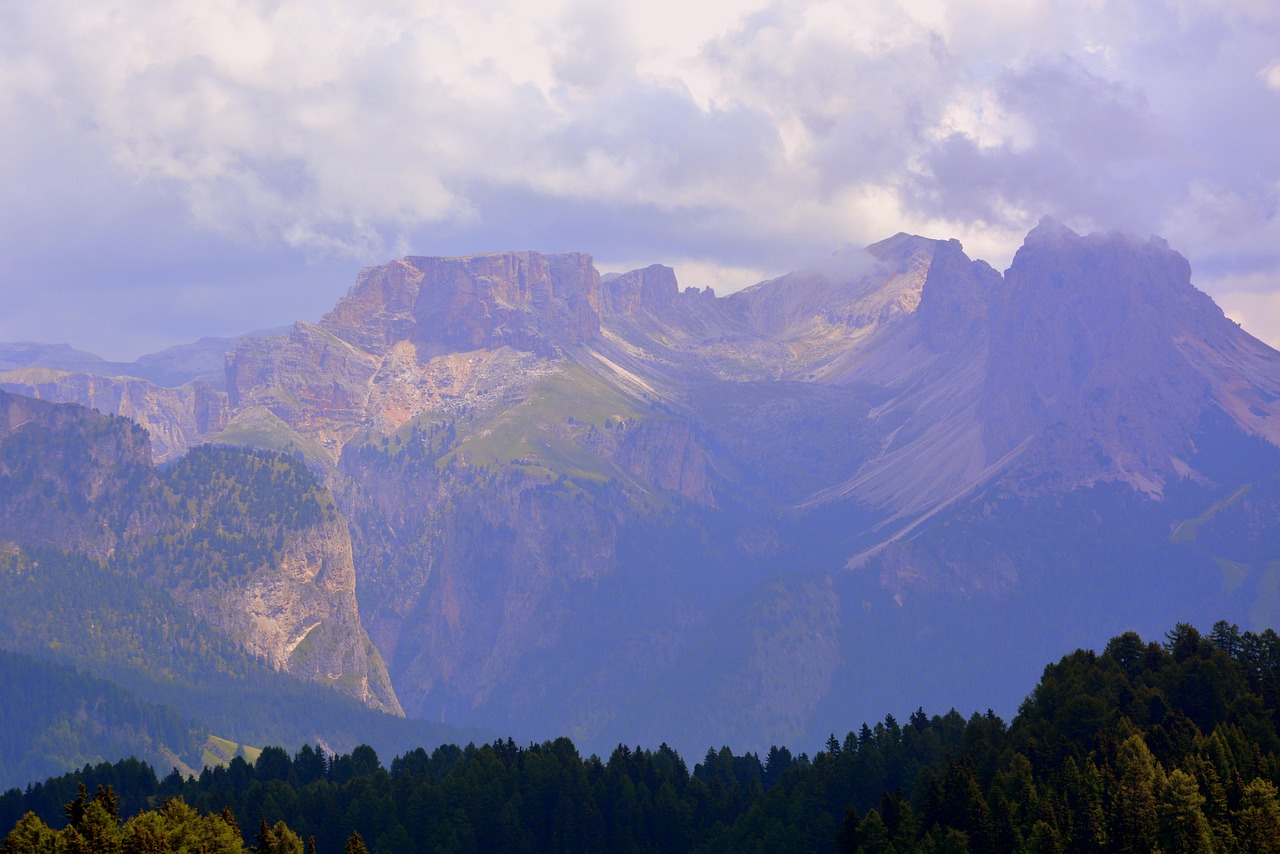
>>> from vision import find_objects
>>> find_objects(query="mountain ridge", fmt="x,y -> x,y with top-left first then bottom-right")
4,219 -> 1280,756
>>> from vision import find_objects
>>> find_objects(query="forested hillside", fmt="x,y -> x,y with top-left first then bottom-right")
0,651 -> 205,793
0,392 -> 484,789
5,621 -> 1280,853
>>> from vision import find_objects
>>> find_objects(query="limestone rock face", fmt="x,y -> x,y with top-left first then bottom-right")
0,392 -> 400,713
600,264 -> 680,316
322,251 -> 603,360
226,322 -> 379,460
609,419 -> 715,506
363,344 -> 552,436
318,260 -> 427,356
178,509 -> 402,715
709,233 -> 941,382
10,220 -> 1280,754
407,251 -> 601,356
982,217 -> 1280,494
917,238 -> 1001,352
0,370 -> 228,463
387,472 -> 622,720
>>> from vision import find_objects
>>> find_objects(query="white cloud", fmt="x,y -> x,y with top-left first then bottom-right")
1262,60 -> 1280,90
2,0 -> 1280,354
1217,288 -> 1280,349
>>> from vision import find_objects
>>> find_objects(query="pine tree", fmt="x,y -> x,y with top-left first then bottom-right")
1111,735 -> 1163,853
1157,768 -> 1213,854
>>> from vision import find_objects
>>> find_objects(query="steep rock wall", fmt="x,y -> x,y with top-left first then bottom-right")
176,510 -> 401,715
0,370 -> 228,463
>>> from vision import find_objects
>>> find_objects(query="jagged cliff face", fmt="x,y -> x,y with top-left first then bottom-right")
321,251 -> 601,358
7,222 -> 1280,753
174,504 -> 401,715
0,394 -> 399,715
0,370 -> 228,463
599,264 -> 680,316
984,219 -> 1280,495
226,322 -> 380,460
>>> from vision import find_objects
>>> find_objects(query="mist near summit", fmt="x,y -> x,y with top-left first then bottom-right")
2,0 -> 1278,356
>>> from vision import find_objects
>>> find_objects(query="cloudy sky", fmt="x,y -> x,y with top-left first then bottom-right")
2,0 -> 1279,358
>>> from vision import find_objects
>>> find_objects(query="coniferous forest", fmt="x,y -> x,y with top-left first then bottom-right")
4,621 -> 1280,853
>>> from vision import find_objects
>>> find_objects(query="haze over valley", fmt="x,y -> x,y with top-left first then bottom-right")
4,218 -> 1280,779
4,2 -> 1280,849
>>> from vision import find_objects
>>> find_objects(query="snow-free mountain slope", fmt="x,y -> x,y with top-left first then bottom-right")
4,220 -> 1280,756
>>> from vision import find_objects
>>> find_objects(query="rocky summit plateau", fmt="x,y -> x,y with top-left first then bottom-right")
5,217 -> 1280,757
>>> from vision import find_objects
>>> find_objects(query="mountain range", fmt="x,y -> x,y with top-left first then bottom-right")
3,216 -> 1279,766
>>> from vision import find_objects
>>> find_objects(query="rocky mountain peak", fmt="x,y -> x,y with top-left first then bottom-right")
864,231 -> 935,265
403,250 -> 601,357
730,234 -> 937,339
916,238 -> 1001,352
983,220 -> 1280,493
1020,214 -> 1078,246
321,250 -> 603,359
1009,219 -> 1197,317
8,217 -> 1280,757
600,264 -> 680,316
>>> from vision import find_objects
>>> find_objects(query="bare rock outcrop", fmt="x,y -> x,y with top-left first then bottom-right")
321,251 -> 602,359
600,264 -> 680,317
410,251 -> 601,355
226,322 -> 380,460
0,369 -> 228,463
177,509 -> 402,715
982,217 -> 1280,494
380,469 -> 622,721
917,239 -> 1000,352
608,419 -> 715,507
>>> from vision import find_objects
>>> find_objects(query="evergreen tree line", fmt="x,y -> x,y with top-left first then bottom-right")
0,651 -> 204,794
6,621 -> 1280,852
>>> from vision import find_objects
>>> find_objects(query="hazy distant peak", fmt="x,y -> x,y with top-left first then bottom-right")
1025,214 -> 1077,241
862,232 -> 946,272
0,341 -> 107,373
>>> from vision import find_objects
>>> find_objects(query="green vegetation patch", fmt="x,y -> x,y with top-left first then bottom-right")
7,621 -> 1280,854
134,444 -> 336,589
209,407 -> 333,473
443,362 -> 649,484
201,735 -> 263,769
1171,483 -> 1253,544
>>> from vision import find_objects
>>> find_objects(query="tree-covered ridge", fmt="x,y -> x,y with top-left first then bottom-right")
0,392 -> 155,556
0,402 -> 483,788
0,651 -> 205,795
6,621 -> 1280,853
134,443 -> 337,588
0,545 -> 253,685
0,540 -> 484,791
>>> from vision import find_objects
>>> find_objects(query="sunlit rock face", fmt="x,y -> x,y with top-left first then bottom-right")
6,222 -> 1280,756
176,497 -> 402,716
0,391 -> 399,715
322,251 -> 602,358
